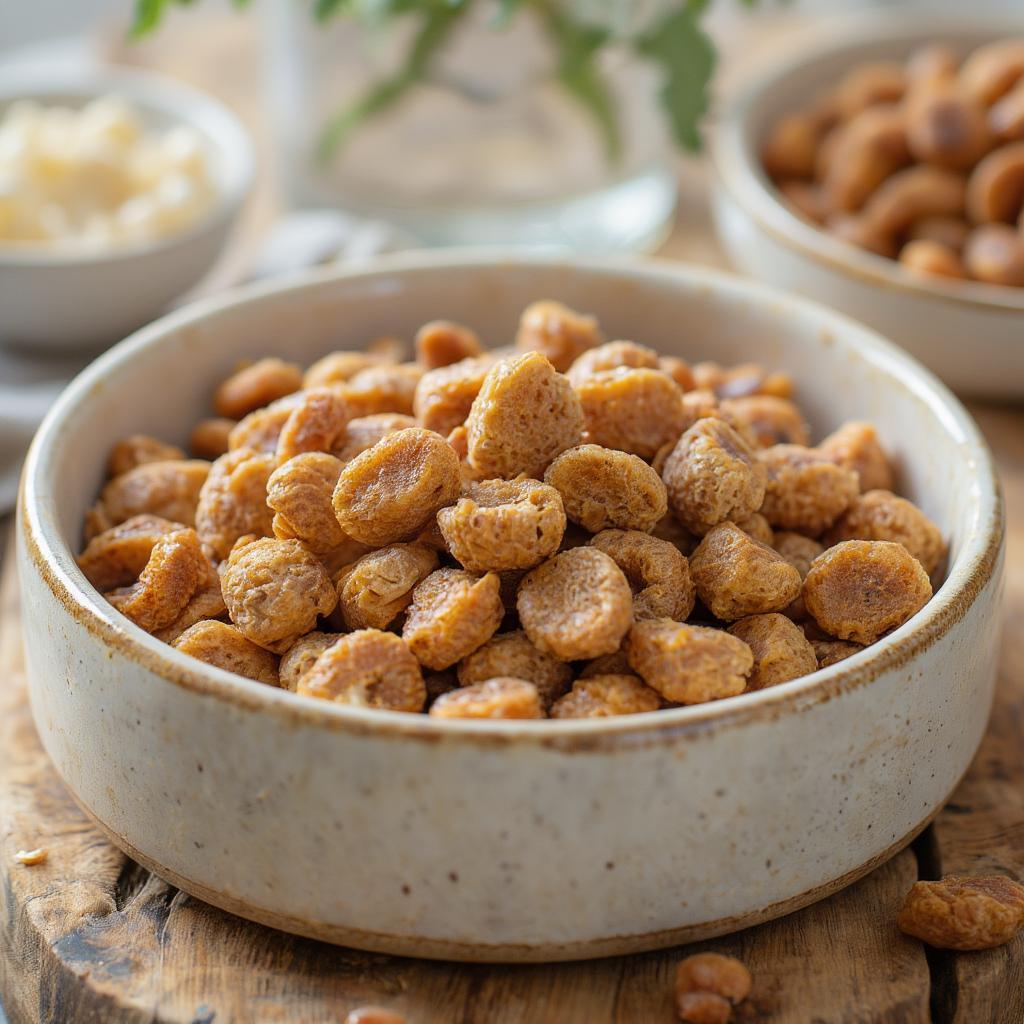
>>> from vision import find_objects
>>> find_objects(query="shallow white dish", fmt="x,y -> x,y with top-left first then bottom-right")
18,252 -> 1004,962
711,14 -> 1024,400
0,66 -> 253,352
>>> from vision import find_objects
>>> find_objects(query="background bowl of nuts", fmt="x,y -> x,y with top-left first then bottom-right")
18,252 -> 1002,961
711,13 -> 1024,400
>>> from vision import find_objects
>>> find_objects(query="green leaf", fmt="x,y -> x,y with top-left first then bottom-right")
635,4 -> 716,153
314,0 -> 350,21
130,0 -> 172,38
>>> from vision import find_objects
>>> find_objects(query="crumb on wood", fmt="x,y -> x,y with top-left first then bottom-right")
14,847 -> 48,866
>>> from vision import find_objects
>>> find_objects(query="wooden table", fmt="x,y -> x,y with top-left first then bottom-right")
1,14 -> 1023,1023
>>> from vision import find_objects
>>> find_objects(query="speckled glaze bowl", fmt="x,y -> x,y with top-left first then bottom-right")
18,253 -> 1004,962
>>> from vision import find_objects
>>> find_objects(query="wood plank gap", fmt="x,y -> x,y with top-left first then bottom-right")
911,828 -> 958,1024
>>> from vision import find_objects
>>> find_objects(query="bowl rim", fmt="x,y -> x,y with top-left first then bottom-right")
710,13 -> 1024,314
0,64 -> 254,268
19,250 -> 1004,748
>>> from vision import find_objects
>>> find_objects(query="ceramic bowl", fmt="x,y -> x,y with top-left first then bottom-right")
711,14 -> 1024,400
18,253 -> 1004,962
0,66 -> 253,351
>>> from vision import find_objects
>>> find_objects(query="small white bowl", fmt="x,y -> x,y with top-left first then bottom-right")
711,14 -> 1024,400
0,66 -> 253,352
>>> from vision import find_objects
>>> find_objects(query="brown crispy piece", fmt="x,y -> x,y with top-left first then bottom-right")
438,478 -> 566,572
214,357 -> 303,419
424,670 -> 459,707
689,523 -> 802,621
550,674 -> 660,719
545,445 -> 667,534
817,421 -> 894,492
758,444 -> 859,535
336,544 -> 439,631
335,363 -> 423,418
679,389 -> 720,434
693,362 -> 793,400
675,953 -> 753,1021
429,678 -> 544,719
578,649 -> 633,678
626,619 -> 752,705
228,393 -> 305,454
735,512 -> 773,546
298,629 -> 426,712
304,351 -> 380,389
414,320 -> 483,368
279,631 -> 341,692
107,435 -> 186,478
195,448 -> 276,562
344,1007 -> 408,1024
402,568 -> 504,670
333,428 -> 461,546
662,419 -> 766,536
220,537 -> 337,653
457,630 -> 572,707
826,489 -> 946,575
650,514 -> 697,556
275,387 -> 350,461
659,355 -> 696,392
897,875 -> 1024,950
676,991 -> 732,1024
333,413 -> 417,463
590,529 -> 694,622
96,459 -> 210,529
466,352 -> 584,479
514,299 -> 602,372
77,514 -> 182,591
566,340 -> 660,386
803,540 -> 932,644
575,368 -> 686,458
728,613 -> 818,689
413,357 -> 493,436
773,530 -> 825,620
812,638 -> 864,668
267,452 -> 349,556
719,396 -> 810,448
189,418 -> 235,460
517,548 -> 633,661
173,620 -> 279,685
153,585 -> 227,644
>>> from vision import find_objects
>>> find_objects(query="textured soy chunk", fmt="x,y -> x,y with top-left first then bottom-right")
333,428 -> 461,546
437,478 -> 566,572
107,435 -> 186,478
414,319 -> 483,368
662,419 -> 766,536
758,444 -> 859,534
333,413 -> 417,462
279,631 -> 342,692
693,361 -> 793,399
803,540 -> 932,644
675,953 -> 753,1023
575,368 -> 687,458
153,585 -> 227,644
817,421 -> 894,493
514,299 -> 602,372
773,530 -> 825,619
413,356 -> 493,436
336,544 -> 439,631
590,529 -> 694,621
195,448 -> 276,562
220,537 -> 337,653
335,363 -> 422,418
826,489 -> 946,574
659,355 -> 696,392
735,512 -> 773,546
689,522 -> 802,621
275,387 -> 350,461
429,678 -> 544,719
550,674 -> 660,719
173,620 -> 279,685
402,568 -> 504,670
517,548 -> 633,661
96,459 -> 210,529
190,418 -> 235,460
719,396 -> 810,448
578,649 -> 633,678
898,875 -> 1024,950
266,452 -> 349,556
626,619 -> 753,704
465,352 -> 584,479
456,630 -> 572,707
566,340 -> 660,387
214,357 -> 302,419
77,514 -> 181,591
544,445 -> 667,534
812,638 -> 864,667
297,630 -> 426,712
303,351 -> 380,388
728,613 -> 818,688
228,393 -> 304,453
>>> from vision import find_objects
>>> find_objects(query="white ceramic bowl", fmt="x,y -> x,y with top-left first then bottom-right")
711,15 -> 1024,400
0,66 -> 253,351
18,253 -> 1004,962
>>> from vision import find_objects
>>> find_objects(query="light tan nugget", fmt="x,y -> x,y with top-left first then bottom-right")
758,444 -> 859,535
77,514 -> 182,591
190,418 -> 235,460
173,620 -> 279,685
550,674 -> 660,719
304,351 -> 380,388
514,299 -> 602,372
415,319 -> 483,368
106,435 -> 186,478
298,630 -> 426,712
803,540 -> 933,645
626,619 -> 752,705
728,613 -> 818,689
898,875 -> 1024,950
96,459 -> 210,529
413,357 -> 493,436
279,631 -> 342,691
214,357 -> 303,419
735,512 -> 773,546
465,352 -> 584,479
575,368 -> 687,459
659,355 -> 696,392
661,419 -> 766,536
826,490 -> 946,575
220,537 -> 337,653
153,585 -> 228,644
590,529 -> 694,621
336,544 -> 439,631
228,393 -> 305,453
429,678 -> 544,719
195,448 -> 276,562
402,568 -> 504,670
566,340 -> 660,387
438,478 -> 566,572
517,548 -> 633,661
267,452 -> 350,555
333,428 -> 461,546
457,630 -> 572,707
336,363 -> 422,417
545,445 -> 667,534
675,953 -> 753,1023
694,361 -> 793,400
689,522 -> 802,621
276,386 -> 350,461
773,530 -> 825,620
333,413 -> 417,462
718,396 -> 810,448
812,638 -> 864,668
